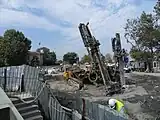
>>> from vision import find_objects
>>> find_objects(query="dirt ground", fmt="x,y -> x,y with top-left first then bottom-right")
48,73 -> 160,120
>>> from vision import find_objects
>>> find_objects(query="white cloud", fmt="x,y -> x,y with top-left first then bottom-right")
0,8 -> 59,30
0,0 -> 154,58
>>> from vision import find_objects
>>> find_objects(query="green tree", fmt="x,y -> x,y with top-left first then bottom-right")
81,54 -> 91,63
63,52 -> 79,65
124,11 -> 160,71
56,60 -> 63,65
31,56 -> 40,67
0,37 -> 9,66
154,0 -> 160,51
154,1 -> 160,18
47,51 -> 56,65
36,47 -> 56,65
1,29 -> 31,66
57,60 -> 63,64
105,53 -> 113,63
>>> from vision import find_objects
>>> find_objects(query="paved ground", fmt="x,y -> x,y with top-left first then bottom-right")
133,72 -> 160,76
48,72 -> 160,120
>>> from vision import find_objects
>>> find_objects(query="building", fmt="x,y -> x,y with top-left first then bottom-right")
129,60 -> 146,72
153,60 -> 160,72
27,51 -> 43,66
130,59 -> 160,72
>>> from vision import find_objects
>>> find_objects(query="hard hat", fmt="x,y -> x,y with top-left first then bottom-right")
108,99 -> 116,109
73,63 -> 77,66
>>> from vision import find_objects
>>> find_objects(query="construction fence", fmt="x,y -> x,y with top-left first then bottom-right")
0,65 -> 39,97
0,65 -> 128,120
50,90 -> 128,120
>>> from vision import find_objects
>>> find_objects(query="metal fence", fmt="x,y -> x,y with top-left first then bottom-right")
0,65 -> 128,120
0,65 -> 39,98
51,90 -> 128,120
84,100 -> 128,120
37,82 -> 71,120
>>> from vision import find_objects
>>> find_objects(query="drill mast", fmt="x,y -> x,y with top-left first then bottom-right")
111,33 -> 126,87
78,22 -> 111,88
78,22 -> 127,95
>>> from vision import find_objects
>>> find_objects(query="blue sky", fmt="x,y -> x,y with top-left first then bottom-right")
0,0 -> 156,59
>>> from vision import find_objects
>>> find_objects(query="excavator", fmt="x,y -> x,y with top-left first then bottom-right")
65,22 -> 128,95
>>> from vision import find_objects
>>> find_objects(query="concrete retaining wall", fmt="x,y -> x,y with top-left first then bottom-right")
0,87 -> 24,120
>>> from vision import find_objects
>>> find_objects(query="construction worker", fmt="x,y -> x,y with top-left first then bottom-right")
63,68 -> 69,81
108,98 -> 126,115
63,68 -> 73,80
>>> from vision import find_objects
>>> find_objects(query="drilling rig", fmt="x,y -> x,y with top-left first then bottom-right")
77,22 -> 127,95
78,22 -> 110,87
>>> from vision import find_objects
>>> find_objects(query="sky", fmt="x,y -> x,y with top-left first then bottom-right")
0,0 -> 156,60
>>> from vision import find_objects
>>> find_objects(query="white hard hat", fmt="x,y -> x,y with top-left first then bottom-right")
108,99 -> 116,109
73,63 -> 77,66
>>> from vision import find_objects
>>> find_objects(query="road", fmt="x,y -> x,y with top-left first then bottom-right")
132,72 -> 160,77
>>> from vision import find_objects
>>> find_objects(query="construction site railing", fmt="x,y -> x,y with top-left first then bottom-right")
37,83 -> 71,120
0,65 -> 40,97
51,90 -> 128,120
0,65 -> 128,120
0,65 -> 73,120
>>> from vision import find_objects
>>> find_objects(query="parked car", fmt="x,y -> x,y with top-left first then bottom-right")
124,67 -> 131,73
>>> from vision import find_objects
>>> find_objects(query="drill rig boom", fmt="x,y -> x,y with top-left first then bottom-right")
78,23 -> 127,95
78,23 -> 111,88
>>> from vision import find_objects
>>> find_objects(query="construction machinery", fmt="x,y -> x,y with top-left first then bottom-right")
70,22 -> 127,95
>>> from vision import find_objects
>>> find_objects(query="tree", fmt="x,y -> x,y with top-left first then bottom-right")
124,11 -> 160,71
36,47 -> 56,65
81,54 -> 91,63
63,52 -> 79,65
154,0 -> 160,19
56,60 -> 63,65
31,56 -> 40,67
105,53 -> 113,63
0,29 -> 31,66
0,37 -> 9,66
57,60 -> 63,64
47,51 -> 56,65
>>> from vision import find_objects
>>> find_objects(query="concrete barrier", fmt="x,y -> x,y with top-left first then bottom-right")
0,87 -> 24,120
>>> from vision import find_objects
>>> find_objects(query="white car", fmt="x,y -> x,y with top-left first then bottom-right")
47,68 -> 58,75
124,67 -> 131,73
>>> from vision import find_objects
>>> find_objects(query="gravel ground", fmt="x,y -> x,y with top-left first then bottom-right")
48,73 -> 160,120
123,73 -> 160,120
